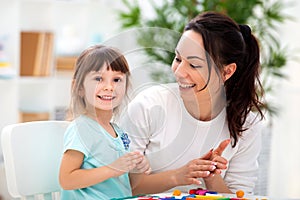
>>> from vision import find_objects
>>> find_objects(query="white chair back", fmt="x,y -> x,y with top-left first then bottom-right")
1,120 -> 70,200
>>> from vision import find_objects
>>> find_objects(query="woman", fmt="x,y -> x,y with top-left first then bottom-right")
120,11 -> 264,195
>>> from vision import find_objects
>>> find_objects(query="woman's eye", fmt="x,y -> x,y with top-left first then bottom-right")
175,57 -> 181,62
190,64 -> 202,69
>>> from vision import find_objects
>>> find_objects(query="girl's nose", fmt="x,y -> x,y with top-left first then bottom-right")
102,81 -> 114,91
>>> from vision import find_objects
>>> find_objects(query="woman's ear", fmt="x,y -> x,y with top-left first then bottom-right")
223,63 -> 237,81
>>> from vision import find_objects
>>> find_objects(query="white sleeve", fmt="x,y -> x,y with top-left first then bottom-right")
119,87 -> 168,155
119,94 -> 151,153
224,117 -> 263,194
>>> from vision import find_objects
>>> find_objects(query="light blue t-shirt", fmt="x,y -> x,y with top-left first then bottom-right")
60,115 -> 132,200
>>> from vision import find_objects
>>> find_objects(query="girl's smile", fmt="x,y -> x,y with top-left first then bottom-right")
83,66 -> 127,112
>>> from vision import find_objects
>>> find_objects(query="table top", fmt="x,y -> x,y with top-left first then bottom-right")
117,192 -> 269,200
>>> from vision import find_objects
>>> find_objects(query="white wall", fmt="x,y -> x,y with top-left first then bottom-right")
1,0 -> 300,199
268,0 -> 300,198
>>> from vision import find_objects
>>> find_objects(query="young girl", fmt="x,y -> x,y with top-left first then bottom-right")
59,45 -> 150,199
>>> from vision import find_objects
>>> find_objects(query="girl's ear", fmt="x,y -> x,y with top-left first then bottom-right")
79,88 -> 84,97
78,87 -> 85,97
223,63 -> 237,81
72,79 -> 85,97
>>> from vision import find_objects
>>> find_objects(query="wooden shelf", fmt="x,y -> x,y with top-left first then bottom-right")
20,31 -> 54,77
56,56 -> 77,71
19,112 -> 50,123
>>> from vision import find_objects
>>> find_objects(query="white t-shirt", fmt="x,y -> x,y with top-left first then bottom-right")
119,83 -> 262,194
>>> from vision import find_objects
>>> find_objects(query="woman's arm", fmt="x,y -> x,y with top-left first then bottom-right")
203,139 -> 233,193
220,119 -> 263,194
203,122 -> 262,194
130,170 -> 177,195
130,158 -> 219,195
204,174 -> 233,193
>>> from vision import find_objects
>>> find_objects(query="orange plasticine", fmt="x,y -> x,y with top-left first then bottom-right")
173,189 -> 182,196
236,190 -> 245,198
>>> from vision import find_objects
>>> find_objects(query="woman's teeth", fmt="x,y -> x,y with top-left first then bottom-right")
179,83 -> 196,88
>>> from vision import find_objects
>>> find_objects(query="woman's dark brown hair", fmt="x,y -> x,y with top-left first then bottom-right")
185,11 -> 265,147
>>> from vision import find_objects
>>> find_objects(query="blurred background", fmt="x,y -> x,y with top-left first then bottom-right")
0,0 -> 299,199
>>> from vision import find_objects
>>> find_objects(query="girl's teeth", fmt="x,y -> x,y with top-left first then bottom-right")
100,95 -> 113,100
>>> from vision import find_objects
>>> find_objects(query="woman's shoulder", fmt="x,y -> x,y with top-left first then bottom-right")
131,83 -> 180,103
241,111 -> 266,139
245,111 -> 265,128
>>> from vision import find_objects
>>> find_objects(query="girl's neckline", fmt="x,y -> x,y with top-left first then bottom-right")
80,115 -> 119,139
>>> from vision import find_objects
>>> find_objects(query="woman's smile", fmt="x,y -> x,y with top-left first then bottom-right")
178,82 -> 196,89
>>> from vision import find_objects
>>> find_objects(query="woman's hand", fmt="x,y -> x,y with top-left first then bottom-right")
200,139 -> 233,193
173,157 -> 218,186
202,139 -> 230,178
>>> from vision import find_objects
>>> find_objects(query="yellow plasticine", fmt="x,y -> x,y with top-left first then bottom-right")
195,195 -> 224,199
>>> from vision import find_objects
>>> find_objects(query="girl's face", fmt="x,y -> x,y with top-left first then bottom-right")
82,65 -> 127,112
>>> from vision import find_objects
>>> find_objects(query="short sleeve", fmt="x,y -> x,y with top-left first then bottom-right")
63,123 -> 90,157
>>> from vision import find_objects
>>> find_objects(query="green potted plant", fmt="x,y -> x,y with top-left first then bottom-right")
118,0 -> 292,116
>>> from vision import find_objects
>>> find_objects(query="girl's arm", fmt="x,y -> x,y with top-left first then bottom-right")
59,150 -> 143,190
59,149 -> 117,190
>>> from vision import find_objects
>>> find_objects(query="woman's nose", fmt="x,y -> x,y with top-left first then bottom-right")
173,61 -> 189,78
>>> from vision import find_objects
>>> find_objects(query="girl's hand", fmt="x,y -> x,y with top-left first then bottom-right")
173,158 -> 218,186
131,152 -> 151,175
109,151 -> 144,177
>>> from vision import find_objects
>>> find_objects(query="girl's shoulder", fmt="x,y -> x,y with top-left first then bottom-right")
65,115 -> 99,135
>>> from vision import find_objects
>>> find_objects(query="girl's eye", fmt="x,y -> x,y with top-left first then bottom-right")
114,78 -> 122,82
95,77 -> 102,82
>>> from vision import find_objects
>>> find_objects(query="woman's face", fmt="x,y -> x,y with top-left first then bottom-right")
172,30 -> 224,104
82,65 -> 127,113
172,30 -> 210,96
